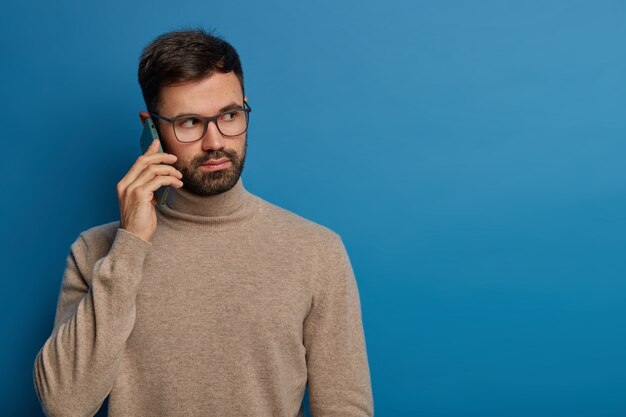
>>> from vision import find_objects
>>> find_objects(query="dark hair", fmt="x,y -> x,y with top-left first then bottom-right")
138,27 -> 244,113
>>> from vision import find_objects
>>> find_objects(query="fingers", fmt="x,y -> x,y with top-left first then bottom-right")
124,164 -> 183,198
117,140 -> 179,195
146,138 -> 160,155
122,172 -> 183,203
134,163 -> 183,185
142,174 -> 184,196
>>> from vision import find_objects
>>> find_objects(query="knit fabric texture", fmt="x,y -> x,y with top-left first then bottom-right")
34,178 -> 373,417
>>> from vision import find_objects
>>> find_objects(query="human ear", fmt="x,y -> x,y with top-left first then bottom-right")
139,111 -> 150,126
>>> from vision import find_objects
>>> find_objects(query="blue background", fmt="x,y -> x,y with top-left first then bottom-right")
2,0 -> 625,416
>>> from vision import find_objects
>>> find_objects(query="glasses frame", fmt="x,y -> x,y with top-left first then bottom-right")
149,101 -> 252,143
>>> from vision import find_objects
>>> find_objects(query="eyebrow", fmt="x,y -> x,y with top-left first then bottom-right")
173,102 -> 243,118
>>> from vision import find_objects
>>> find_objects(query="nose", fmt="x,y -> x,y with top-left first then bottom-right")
200,120 -> 226,151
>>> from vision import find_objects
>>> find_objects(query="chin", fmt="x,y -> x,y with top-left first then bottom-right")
185,170 -> 242,196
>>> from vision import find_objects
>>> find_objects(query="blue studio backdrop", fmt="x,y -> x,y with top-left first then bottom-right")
2,1 -> 625,416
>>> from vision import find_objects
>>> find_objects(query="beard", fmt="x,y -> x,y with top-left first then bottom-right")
167,138 -> 247,196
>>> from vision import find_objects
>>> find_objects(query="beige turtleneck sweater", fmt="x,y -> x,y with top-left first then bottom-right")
33,178 -> 373,417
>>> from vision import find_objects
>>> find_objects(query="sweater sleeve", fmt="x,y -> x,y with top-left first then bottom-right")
303,235 -> 374,417
33,227 -> 152,417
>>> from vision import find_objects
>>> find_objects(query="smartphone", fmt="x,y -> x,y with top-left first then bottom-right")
139,118 -> 169,206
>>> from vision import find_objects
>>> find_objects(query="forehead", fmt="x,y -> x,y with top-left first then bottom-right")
159,71 -> 243,115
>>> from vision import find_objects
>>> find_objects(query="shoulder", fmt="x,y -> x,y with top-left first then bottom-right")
80,219 -> 120,240
73,220 -> 121,259
59,220 -> 121,282
252,195 -> 344,249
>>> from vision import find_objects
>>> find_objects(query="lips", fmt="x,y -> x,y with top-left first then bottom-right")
201,158 -> 230,166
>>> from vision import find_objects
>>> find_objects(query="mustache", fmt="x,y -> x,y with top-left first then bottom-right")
195,149 -> 238,166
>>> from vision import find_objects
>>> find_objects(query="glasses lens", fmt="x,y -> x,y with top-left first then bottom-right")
173,110 -> 249,142
217,110 -> 248,137
174,116 -> 206,143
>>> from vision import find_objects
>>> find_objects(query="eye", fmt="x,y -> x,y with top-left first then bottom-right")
176,117 -> 202,128
219,111 -> 238,122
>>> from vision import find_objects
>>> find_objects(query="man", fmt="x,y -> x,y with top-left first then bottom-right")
33,28 -> 373,417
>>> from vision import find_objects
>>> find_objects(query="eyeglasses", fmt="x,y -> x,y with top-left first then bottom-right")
150,101 -> 252,143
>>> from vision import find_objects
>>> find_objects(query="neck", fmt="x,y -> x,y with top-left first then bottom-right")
163,177 -> 248,217
155,176 -> 258,231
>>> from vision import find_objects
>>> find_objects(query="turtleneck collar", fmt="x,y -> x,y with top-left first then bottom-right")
155,177 -> 258,231
165,176 -> 248,217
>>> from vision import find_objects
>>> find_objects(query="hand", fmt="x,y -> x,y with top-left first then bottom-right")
117,139 -> 183,242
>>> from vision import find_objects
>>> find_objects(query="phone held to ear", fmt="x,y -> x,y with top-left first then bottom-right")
139,118 -> 169,206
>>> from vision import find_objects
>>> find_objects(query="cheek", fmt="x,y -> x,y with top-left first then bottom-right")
235,138 -> 247,156
235,143 -> 246,156
159,137 -> 176,156
165,149 -> 193,172
161,139 -> 191,165
176,156 -> 196,172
